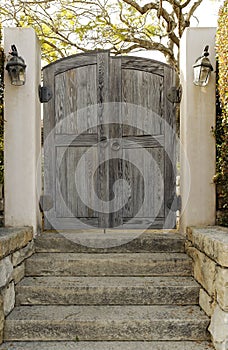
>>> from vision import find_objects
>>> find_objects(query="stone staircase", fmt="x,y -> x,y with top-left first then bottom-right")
0,231 -> 214,349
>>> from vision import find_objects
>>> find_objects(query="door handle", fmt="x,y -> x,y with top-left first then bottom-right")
100,136 -> 107,142
99,135 -> 108,147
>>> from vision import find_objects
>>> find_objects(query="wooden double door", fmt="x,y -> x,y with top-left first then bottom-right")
43,51 -> 176,229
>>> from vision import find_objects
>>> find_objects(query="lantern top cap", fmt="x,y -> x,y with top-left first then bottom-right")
6,44 -> 27,71
10,44 -> 19,57
193,45 -> 213,71
203,45 -> 209,57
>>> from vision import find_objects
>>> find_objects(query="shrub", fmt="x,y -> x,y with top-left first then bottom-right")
215,0 -> 228,226
0,23 -> 4,184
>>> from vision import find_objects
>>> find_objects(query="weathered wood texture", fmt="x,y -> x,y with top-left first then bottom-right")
163,66 -> 176,228
97,52 -> 110,228
43,52 -> 176,229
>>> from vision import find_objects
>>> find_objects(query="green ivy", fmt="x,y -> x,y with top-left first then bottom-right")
215,0 -> 228,226
0,22 -> 4,185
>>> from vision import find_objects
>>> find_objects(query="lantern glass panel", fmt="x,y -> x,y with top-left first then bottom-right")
194,65 -> 211,87
199,66 -> 210,87
193,65 -> 201,85
9,66 -> 25,86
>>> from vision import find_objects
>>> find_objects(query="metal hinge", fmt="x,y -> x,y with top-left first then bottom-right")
39,195 -> 53,212
38,85 -> 53,103
167,195 -> 182,212
167,85 -> 182,103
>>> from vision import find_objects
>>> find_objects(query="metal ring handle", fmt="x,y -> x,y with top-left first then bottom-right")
111,141 -> 120,151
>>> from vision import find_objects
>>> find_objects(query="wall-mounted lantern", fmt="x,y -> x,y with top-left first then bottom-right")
6,45 -> 26,86
193,45 -> 213,87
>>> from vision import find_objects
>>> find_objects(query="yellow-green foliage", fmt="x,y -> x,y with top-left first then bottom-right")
217,0 -> 228,113
215,0 -> 228,226
0,22 -> 3,123
0,22 -> 4,184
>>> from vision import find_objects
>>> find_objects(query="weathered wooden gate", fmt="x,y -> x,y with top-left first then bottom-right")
43,51 -> 176,230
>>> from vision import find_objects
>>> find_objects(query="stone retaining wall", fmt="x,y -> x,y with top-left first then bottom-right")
0,227 -> 34,344
186,226 -> 228,350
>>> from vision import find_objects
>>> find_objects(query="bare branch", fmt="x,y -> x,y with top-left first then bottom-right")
113,43 -> 142,54
122,0 -> 179,46
180,0 -> 192,8
186,0 -> 203,23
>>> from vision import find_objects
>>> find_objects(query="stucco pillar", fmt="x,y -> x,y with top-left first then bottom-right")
180,27 -> 216,231
4,28 -> 41,234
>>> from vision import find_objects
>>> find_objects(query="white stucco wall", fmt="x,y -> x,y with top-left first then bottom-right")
180,27 -> 216,231
4,28 -> 42,233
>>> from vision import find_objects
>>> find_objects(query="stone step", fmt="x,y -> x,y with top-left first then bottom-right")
4,305 -> 210,341
16,276 -> 199,306
25,253 -> 192,277
35,231 -> 185,253
0,341 -> 215,350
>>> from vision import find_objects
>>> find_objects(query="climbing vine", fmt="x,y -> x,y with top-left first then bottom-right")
215,0 -> 228,226
0,23 -> 4,184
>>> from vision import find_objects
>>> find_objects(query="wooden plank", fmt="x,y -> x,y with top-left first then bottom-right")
122,135 -> 164,148
163,65 -> 177,229
49,217 -> 99,230
122,69 -> 142,136
109,57 -> 123,228
55,134 -> 97,147
55,65 -> 97,135
43,63 -> 56,229
54,72 -> 66,135
147,71 -> 164,120
121,56 -> 164,76
42,52 -> 97,75
73,65 -> 97,134
56,146 -> 98,219
122,217 -> 164,229
121,69 -> 164,136
97,51 -> 110,228
122,147 -> 164,219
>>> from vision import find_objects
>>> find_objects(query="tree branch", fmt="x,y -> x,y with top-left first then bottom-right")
122,0 -> 179,47
186,0 -> 203,23
124,36 -> 178,67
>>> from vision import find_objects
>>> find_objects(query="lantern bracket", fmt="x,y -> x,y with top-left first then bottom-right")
39,85 -> 53,103
167,85 -> 182,103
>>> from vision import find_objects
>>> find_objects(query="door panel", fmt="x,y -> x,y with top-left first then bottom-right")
122,148 -> 164,218
122,69 -> 164,136
56,145 -> 98,218
55,66 -> 97,135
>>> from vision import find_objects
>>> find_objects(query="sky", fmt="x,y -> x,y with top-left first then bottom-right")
193,0 -> 223,26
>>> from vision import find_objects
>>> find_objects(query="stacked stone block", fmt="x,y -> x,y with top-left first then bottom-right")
186,226 -> 228,350
0,227 -> 34,344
